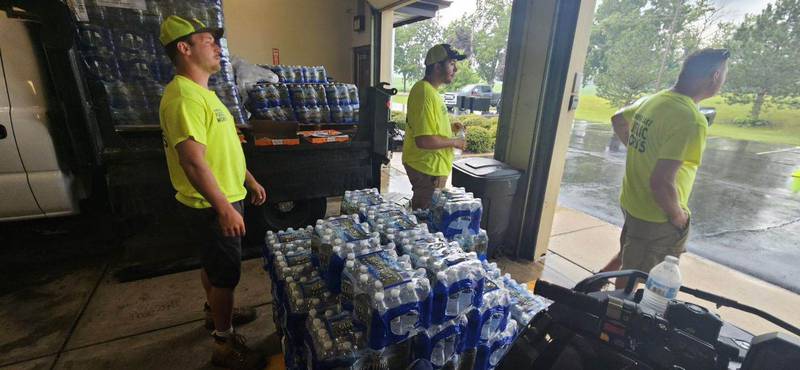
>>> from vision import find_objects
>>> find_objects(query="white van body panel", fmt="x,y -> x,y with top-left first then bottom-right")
0,13 -> 79,221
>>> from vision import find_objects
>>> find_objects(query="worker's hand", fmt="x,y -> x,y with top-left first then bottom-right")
219,205 -> 246,237
669,210 -> 689,231
452,138 -> 467,150
246,178 -> 267,206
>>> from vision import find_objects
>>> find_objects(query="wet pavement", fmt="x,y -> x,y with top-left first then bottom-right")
558,121 -> 800,293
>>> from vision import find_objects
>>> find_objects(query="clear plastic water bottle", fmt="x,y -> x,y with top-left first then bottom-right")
640,255 -> 682,315
453,127 -> 466,158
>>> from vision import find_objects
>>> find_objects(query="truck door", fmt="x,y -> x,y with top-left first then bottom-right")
0,48 -> 43,220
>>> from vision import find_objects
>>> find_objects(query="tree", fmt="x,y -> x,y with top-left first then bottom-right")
585,0 -> 718,105
595,20 -> 662,106
472,0 -> 512,88
393,19 -> 443,91
723,0 -> 800,119
443,14 -> 475,57
584,0 -> 649,86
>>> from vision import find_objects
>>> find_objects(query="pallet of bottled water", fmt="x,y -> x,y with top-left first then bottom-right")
501,274 -> 552,328
412,315 -> 469,370
474,319 -> 518,370
313,215 -> 381,292
75,1 -> 246,125
465,262 -> 511,348
453,229 -> 489,260
341,188 -> 384,218
430,188 -> 483,239
341,249 -> 432,350
304,305 -> 366,370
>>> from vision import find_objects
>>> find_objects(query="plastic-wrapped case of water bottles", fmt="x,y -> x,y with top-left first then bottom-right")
465,262 -> 511,349
474,320 -> 518,370
260,187 -> 552,370
454,229 -> 489,261
502,274 -> 552,328
74,0 -> 246,125
342,250 -> 431,349
304,305 -> 366,369
246,64 -> 359,124
413,315 -> 469,370
312,215 -> 382,292
423,250 -> 485,325
342,189 -> 384,219
363,203 -> 428,245
264,226 -> 314,271
430,188 -> 484,240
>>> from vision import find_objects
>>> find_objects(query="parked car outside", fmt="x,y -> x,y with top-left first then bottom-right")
444,84 -> 501,112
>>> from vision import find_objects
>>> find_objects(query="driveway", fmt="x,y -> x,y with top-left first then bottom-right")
558,122 -> 800,293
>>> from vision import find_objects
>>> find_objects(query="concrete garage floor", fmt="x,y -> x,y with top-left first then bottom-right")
3,205 -> 797,369
2,156 -> 797,369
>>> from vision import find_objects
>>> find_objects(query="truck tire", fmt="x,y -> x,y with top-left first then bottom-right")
243,197 -> 327,247
250,197 -> 328,235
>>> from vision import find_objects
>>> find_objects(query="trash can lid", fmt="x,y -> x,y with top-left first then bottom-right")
453,157 -> 521,179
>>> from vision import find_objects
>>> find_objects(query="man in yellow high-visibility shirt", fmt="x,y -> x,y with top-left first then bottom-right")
600,49 -> 730,282
158,16 -> 266,369
403,44 -> 468,209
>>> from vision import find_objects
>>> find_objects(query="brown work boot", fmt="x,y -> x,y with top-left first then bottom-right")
204,303 -> 258,330
211,332 -> 265,369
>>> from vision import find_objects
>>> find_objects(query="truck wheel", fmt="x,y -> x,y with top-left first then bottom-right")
263,197 -> 328,231
243,197 -> 327,246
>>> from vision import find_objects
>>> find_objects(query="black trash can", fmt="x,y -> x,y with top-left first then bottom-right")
452,157 -> 521,253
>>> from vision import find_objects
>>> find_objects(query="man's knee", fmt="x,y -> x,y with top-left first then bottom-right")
203,244 -> 242,289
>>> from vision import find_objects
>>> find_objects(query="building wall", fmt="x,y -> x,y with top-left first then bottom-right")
222,0 -> 370,84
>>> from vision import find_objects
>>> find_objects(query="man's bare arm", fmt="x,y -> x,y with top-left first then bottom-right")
650,159 -> 688,228
611,112 -> 631,145
415,135 -> 465,150
176,138 -> 245,236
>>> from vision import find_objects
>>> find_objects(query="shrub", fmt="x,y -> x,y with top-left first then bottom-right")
466,126 -> 495,153
456,114 -> 488,128
391,111 -> 407,131
733,118 -> 772,128
479,117 -> 498,131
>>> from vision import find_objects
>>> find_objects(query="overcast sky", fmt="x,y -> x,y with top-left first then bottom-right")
438,0 -> 774,25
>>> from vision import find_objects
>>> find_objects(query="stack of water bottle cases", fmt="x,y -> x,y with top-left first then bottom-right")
246,65 -> 360,124
263,188 -> 551,370
74,0 -> 246,125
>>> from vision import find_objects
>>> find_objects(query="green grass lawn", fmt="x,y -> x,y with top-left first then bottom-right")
574,90 -> 800,146
392,94 -> 409,106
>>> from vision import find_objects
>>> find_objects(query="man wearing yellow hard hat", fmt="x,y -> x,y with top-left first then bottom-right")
158,15 -> 266,369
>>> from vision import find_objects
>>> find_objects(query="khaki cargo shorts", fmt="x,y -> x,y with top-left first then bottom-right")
620,210 -> 689,273
404,163 -> 448,209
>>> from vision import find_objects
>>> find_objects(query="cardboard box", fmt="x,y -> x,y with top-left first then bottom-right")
298,129 -> 350,144
250,120 -> 300,146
